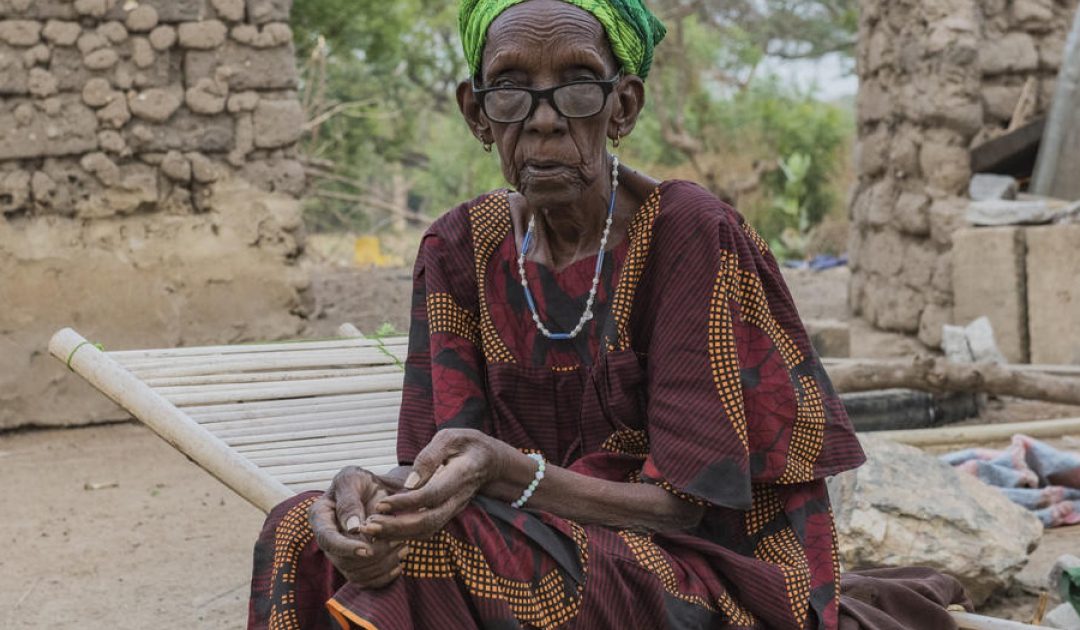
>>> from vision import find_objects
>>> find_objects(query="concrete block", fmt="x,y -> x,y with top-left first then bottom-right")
805,318 -> 851,358
124,109 -> 233,153
952,227 -> 1029,363
1027,225 -> 1080,364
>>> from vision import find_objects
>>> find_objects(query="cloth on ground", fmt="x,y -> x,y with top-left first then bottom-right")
942,434 -> 1080,527
839,567 -> 973,630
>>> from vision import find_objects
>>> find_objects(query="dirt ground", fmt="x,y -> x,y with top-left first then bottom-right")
4,262 -> 1080,628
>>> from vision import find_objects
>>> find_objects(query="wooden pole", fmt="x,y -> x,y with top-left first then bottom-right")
48,328 -> 293,514
827,356 -> 1080,406
1032,5 -> 1080,200
950,611 -> 1044,630
874,416 -> 1080,446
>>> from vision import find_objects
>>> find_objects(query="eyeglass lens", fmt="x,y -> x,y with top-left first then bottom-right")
485,83 -> 607,123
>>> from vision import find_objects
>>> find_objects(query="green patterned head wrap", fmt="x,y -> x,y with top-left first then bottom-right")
459,0 -> 667,81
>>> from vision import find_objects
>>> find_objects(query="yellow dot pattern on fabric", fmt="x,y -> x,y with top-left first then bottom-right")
268,496 -> 319,630
779,375 -> 828,484
754,526 -> 812,630
708,251 -> 750,451
606,187 -> 662,353
735,270 -> 804,367
745,484 -> 784,537
742,223 -> 771,258
550,364 -> 581,373
427,292 -> 480,345
618,531 -> 717,613
600,428 -> 650,457
402,524 -> 589,629
717,590 -> 758,627
469,193 -> 516,364
829,506 -> 842,598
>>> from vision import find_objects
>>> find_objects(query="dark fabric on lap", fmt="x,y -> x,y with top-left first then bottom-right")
839,568 -> 973,630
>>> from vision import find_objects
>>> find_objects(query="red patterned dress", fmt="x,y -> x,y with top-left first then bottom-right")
249,180 -> 867,630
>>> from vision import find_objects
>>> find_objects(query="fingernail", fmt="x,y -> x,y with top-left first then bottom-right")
355,546 -> 371,557
398,546 -> 410,560
375,502 -> 390,514
404,472 -> 420,489
345,516 -> 361,533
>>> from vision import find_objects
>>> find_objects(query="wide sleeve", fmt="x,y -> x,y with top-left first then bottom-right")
637,188 -> 864,510
396,223 -> 491,465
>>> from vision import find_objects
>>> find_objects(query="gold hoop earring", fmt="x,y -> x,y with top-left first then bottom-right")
612,134 -> 621,148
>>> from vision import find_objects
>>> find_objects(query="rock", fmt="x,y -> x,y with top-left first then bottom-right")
22,44 -> 50,66
185,77 -> 227,114
80,151 -> 121,187
76,31 -> 106,55
211,0 -> 246,22
980,32 -> 1039,75
128,37 -> 155,69
246,0 -> 292,24
1012,0 -> 1055,31
918,302 -> 952,349
97,21 -> 127,45
969,174 -> 1018,201
97,129 -> 127,154
226,90 -> 259,112
83,48 -> 119,70
893,191 -> 931,236
177,21 -> 227,50
1027,225 -> 1080,364
1045,603 -> 1080,630
187,152 -> 220,183
124,110 -> 234,153
229,111 -> 253,165
74,0 -> 117,18
829,436 -> 1043,605
238,158 -> 304,196
41,20 -> 80,47
26,68 -> 57,97
253,99 -> 303,148
952,228 -> 1029,363
0,20 -> 41,47
231,22 -> 291,48
920,142 -> 971,195
148,25 -> 176,51
964,316 -> 1008,364
128,87 -> 181,123
0,168 -> 30,214
161,150 -> 191,182
967,198 -> 1080,226
125,5 -> 159,33
929,197 -> 968,247
942,324 -> 974,362
96,95 -> 130,128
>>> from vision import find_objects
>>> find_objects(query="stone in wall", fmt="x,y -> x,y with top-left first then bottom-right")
125,109 -> 234,153
0,96 -> 98,160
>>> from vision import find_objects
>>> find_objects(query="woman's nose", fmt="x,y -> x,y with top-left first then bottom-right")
524,95 -> 567,135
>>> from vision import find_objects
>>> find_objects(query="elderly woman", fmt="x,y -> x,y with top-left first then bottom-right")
247,1 -> 967,629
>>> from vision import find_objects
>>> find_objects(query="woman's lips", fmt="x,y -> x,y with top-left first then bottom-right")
523,161 -> 573,178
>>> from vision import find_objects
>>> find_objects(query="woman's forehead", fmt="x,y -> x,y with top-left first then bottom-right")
482,0 -> 616,75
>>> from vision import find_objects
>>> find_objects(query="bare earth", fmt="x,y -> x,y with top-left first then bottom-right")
4,263 -> 1079,628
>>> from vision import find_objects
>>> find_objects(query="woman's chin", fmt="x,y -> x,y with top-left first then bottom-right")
517,173 -> 586,207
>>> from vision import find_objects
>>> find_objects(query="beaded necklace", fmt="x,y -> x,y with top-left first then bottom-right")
517,156 -> 619,341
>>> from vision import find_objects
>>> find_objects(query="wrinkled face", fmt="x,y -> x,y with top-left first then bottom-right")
472,0 -> 625,207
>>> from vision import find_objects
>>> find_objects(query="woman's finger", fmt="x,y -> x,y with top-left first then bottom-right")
375,464 -> 456,514
406,434 -> 458,489
332,467 -> 372,534
310,495 -> 372,558
362,494 -> 468,541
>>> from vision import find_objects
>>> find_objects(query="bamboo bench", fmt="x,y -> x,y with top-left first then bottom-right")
48,325 -> 1042,630
49,324 -> 405,513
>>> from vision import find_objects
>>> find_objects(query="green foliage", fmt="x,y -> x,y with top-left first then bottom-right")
295,0 -> 856,256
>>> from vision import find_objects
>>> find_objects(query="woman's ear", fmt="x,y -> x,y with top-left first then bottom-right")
609,75 -> 646,142
457,80 -> 492,144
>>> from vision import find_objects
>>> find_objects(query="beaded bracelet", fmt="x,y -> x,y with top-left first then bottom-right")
510,453 -> 546,509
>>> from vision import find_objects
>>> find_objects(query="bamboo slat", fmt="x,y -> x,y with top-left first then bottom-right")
274,457 -> 399,484
262,455 -> 399,477
117,348 -> 393,373
106,336 -> 382,359
143,366 -> 401,388
232,432 -> 399,454
182,391 -> 402,416
204,406 -> 399,436
248,443 -> 396,467
161,374 -> 405,406
221,424 -> 399,448
190,400 -> 400,425
950,611 -> 1043,630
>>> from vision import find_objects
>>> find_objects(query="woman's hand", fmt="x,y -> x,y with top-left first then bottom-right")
309,466 -> 408,588
359,429 -> 511,542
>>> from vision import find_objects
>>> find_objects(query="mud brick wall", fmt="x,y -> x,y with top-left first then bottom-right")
0,0 -> 311,428
848,0 -> 1079,350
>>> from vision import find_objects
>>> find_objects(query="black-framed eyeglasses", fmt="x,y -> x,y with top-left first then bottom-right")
472,74 -> 621,124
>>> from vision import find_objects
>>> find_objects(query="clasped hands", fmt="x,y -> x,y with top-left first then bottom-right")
309,429 -> 508,588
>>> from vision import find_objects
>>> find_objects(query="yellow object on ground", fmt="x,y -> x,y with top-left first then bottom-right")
354,235 -> 397,268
